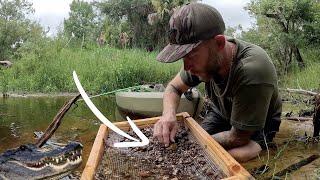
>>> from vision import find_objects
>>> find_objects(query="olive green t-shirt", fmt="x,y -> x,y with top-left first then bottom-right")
180,38 -> 282,132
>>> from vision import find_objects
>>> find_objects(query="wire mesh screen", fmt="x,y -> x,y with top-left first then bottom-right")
95,125 -> 226,179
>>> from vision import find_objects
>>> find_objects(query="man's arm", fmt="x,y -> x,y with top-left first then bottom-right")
162,74 -> 190,118
212,127 -> 254,150
153,73 -> 190,146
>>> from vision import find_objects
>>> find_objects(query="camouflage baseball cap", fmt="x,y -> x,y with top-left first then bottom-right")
157,3 -> 225,63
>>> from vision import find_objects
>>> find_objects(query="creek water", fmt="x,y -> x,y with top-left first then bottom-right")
1,96 -> 319,178
0,95 -> 119,171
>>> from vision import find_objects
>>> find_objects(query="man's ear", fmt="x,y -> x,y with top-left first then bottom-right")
213,35 -> 226,51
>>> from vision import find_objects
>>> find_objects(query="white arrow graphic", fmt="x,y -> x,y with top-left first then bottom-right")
72,71 -> 149,147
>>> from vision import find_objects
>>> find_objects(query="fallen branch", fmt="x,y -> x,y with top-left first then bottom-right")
267,154 -> 319,179
285,117 -> 313,121
0,60 -> 13,68
280,88 -> 318,96
35,94 -> 81,148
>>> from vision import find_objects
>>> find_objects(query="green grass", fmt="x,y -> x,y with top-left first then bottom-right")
279,48 -> 320,91
1,41 -> 319,94
280,62 -> 320,91
0,44 -> 182,93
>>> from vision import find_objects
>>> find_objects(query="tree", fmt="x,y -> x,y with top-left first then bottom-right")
98,0 -> 154,48
245,0 -> 319,73
64,0 -> 98,47
97,0 -> 196,49
149,0 -> 194,48
0,0 -> 43,60
225,25 -> 243,38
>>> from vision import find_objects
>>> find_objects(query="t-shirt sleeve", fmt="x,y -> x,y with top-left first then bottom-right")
230,84 -> 274,131
179,69 -> 201,87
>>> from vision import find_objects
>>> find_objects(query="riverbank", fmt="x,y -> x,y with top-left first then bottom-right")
1,47 -> 319,95
0,46 -> 181,94
3,92 -> 79,97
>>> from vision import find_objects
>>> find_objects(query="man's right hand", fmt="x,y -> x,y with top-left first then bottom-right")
153,114 -> 178,146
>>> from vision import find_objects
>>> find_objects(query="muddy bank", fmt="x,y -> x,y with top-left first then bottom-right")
243,98 -> 320,179
3,92 -> 80,98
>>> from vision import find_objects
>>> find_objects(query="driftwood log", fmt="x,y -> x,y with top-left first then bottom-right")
285,117 -> 313,121
266,154 -> 319,179
280,88 -> 317,96
313,94 -> 320,137
0,60 -> 13,68
35,94 -> 81,148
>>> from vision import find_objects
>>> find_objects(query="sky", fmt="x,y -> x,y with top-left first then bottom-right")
30,0 -> 255,37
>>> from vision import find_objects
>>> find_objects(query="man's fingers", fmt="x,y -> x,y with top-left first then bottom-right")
153,122 -> 159,137
153,122 -> 163,143
170,124 -> 177,143
162,124 -> 170,146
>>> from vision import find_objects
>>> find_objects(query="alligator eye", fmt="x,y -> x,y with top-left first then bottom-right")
19,145 -> 27,151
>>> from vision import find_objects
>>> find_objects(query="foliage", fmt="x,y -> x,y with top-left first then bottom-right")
96,0 -> 194,49
280,47 -> 320,90
244,0 -> 320,74
97,0 -> 154,49
1,43 -> 181,93
0,0 -> 44,60
225,25 -> 243,38
63,0 -> 99,48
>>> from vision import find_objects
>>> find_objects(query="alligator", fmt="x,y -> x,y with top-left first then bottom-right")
0,94 -> 83,179
0,142 -> 83,180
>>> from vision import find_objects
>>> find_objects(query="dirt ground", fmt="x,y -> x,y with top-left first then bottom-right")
243,107 -> 320,179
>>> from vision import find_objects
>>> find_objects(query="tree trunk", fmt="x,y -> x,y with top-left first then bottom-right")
294,46 -> 305,68
284,46 -> 291,74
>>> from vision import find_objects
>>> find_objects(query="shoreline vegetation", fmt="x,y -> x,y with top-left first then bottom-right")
1,46 -> 319,95
0,0 -> 319,95
0,46 -> 182,95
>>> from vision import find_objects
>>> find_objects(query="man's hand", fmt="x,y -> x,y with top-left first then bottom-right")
153,73 -> 189,146
212,127 -> 253,149
153,114 -> 178,146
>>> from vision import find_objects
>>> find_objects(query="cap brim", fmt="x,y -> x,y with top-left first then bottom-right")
156,42 -> 201,63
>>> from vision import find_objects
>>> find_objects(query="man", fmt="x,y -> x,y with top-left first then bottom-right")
153,2 -> 282,162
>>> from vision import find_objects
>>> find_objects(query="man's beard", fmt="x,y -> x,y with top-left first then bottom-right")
198,49 -> 224,82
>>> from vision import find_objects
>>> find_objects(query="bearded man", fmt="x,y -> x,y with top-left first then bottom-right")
153,2 -> 282,162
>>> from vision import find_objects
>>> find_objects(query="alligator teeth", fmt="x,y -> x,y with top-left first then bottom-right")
56,159 -> 59,163
60,157 -> 63,161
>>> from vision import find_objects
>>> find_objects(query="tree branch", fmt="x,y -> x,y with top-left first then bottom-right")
35,94 -> 81,148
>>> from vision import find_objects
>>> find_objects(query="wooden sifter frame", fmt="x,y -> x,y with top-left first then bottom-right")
81,112 -> 254,180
